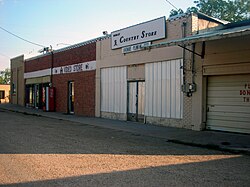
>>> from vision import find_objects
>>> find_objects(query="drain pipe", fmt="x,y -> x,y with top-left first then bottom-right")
182,22 -> 187,87
192,43 -> 196,84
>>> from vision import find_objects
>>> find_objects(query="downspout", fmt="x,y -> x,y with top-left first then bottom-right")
192,43 -> 195,84
182,22 -> 187,87
50,45 -> 53,87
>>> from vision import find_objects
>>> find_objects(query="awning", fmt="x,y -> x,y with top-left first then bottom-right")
146,24 -> 250,49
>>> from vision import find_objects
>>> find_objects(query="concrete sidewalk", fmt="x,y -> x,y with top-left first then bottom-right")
0,103 -> 249,155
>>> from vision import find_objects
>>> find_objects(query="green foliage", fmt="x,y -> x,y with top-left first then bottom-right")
169,0 -> 250,22
170,9 -> 184,17
0,68 -> 11,84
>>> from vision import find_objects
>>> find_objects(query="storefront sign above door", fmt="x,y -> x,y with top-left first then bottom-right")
111,17 -> 166,50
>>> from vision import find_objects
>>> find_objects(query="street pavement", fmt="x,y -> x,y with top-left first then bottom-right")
0,103 -> 249,155
0,108 -> 249,186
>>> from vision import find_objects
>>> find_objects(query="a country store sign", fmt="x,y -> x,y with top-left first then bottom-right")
111,16 -> 166,49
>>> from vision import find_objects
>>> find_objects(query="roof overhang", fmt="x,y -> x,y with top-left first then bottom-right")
145,25 -> 250,49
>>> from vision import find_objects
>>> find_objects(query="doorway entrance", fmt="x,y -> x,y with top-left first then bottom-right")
127,81 -> 145,122
68,81 -> 74,114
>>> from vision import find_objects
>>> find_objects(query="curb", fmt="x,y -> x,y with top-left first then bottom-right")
167,139 -> 250,156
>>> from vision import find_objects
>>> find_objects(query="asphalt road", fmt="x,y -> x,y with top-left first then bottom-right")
0,109 -> 249,187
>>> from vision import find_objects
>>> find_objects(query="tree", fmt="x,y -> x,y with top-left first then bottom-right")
169,0 -> 250,22
0,68 -> 11,84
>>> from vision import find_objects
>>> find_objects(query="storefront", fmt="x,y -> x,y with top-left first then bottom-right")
200,25 -> 250,134
172,19 -> 250,133
23,38 -> 98,116
51,39 -> 97,116
96,13 -> 225,130
24,53 -> 52,110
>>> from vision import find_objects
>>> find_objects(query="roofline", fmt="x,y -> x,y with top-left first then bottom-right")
196,12 -> 230,25
25,35 -> 109,62
168,11 -> 229,25
10,54 -> 24,61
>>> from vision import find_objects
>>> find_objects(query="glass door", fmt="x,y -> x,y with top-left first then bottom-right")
68,81 -> 74,114
127,81 -> 145,122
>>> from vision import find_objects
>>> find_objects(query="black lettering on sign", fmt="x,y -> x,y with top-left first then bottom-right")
64,66 -> 72,73
141,30 -> 157,38
73,64 -> 83,72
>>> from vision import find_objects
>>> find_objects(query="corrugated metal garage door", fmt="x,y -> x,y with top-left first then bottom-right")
207,74 -> 250,134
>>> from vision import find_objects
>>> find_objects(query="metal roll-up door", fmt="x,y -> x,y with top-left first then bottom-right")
207,74 -> 250,134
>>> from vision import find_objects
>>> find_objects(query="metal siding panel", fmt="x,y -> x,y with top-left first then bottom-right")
145,59 -> 183,119
100,69 -> 105,112
157,63 -> 162,117
114,67 -> 119,113
124,67 -> 128,113
120,66 -> 127,113
170,60 -> 176,118
111,68 -> 115,112
145,64 -> 149,116
166,61 -> 171,118
101,67 -> 127,113
161,62 -> 167,118
100,70 -> 104,111
119,67 -> 123,113
108,68 -> 112,112
152,63 -> 157,116
175,60 -> 181,119
148,63 -> 154,116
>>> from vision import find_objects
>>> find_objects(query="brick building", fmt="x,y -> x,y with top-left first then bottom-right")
52,41 -> 96,116
24,38 -> 100,116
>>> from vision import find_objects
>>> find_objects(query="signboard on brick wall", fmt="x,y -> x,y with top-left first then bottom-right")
53,61 -> 96,75
111,16 -> 166,49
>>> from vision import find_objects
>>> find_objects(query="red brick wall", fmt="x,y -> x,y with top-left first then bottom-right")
53,43 -> 96,116
53,43 -> 96,67
53,71 -> 96,116
25,54 -> 52,73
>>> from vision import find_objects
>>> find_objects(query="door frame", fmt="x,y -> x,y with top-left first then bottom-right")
68,81 -> 75,114
127,80 -> 145,122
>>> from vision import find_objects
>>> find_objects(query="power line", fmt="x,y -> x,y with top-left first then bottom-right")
0,52 -> 10,59
0,26 -> 45,48
165,0 -> 179,10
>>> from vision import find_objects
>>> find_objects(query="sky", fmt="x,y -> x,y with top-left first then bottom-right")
0,0 -> 195,71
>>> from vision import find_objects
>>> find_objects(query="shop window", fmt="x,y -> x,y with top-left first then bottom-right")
12,83 -> 16,95
0,90 -> 5,99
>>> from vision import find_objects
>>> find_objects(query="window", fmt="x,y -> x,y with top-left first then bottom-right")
0,90 -> 5,99
12,83 -> 16,95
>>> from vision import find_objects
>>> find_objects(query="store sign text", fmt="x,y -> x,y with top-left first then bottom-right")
53,61 -> 96,75
240,83 -> 250,102
122,42 -> 151,54
111,17 -> 166,49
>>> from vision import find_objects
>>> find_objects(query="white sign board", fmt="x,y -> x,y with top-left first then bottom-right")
122,42 -> 151,54
111,17 -> 166,49
53,61 -> 96,75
